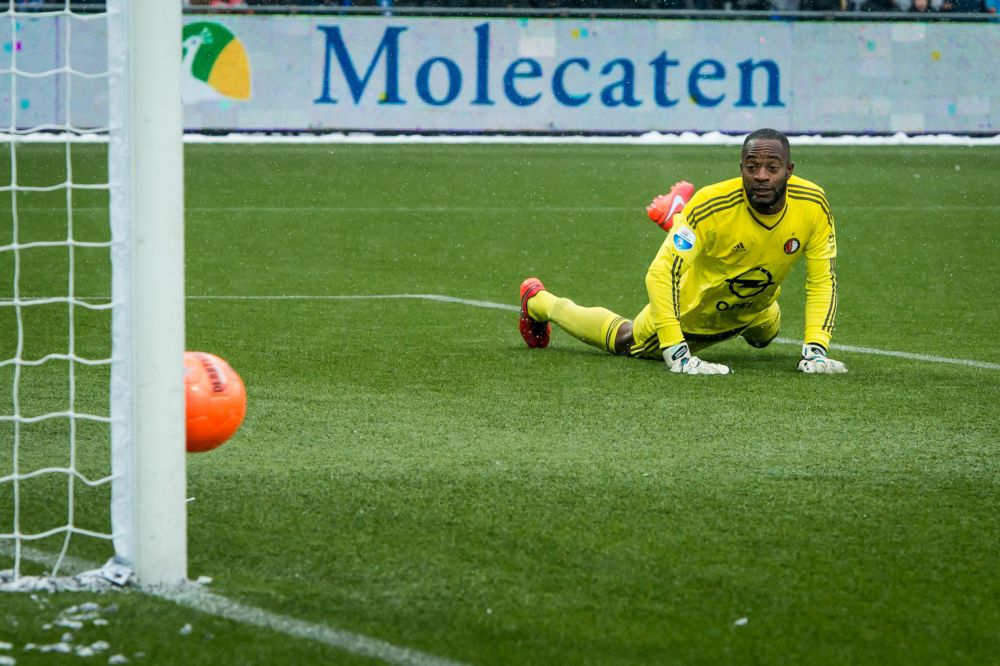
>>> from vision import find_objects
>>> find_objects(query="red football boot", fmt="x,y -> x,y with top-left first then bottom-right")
646,180 -> 694,232
519,277 -> 551,349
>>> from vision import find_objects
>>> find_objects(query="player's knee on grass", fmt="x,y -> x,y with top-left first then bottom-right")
744,335 -> 777,349
613,321 -> 635,356
742,303 -> 781,349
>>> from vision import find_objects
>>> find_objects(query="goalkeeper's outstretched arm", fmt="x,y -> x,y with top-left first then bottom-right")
646,229 -> 732,376
800,252 -> 846,374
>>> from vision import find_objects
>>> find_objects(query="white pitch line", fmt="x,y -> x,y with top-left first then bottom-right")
190,292 -> 519,312
806,340 -> 1000,370
189,293 -> 1000,371
1,544 -> 465,666
155,586 -> 465,666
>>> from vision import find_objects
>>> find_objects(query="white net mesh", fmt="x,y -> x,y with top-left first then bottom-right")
0,1 -> 117,585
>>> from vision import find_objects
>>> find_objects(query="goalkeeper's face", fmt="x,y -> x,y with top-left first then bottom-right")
740,139 -> 794,215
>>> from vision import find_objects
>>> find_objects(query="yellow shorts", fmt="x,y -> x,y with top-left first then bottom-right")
628,302 -> 781,359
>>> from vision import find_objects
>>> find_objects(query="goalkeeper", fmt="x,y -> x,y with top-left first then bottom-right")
518,128 -> 847,375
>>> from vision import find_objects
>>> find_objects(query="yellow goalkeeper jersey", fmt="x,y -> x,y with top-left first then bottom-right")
646,175 -> 838,349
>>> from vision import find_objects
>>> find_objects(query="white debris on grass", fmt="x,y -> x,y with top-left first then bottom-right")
25,641 -> 73,653
57,604 -> 108,627
0,571 -> 126,593
16,602 -> 122,663
15,131 -> 1000,148
107,655 -> 129,664
734,617 -> 749,627
178,130 -> 1000,148
0,558 -> 133,593
0,642 -> 11,650
179,623 -> 193,636
0,655 -> 15,665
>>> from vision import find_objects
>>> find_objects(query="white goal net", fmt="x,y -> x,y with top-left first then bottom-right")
0,0 -> 186,590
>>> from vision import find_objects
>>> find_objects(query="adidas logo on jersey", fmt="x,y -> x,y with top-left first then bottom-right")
731,242 -> 748,253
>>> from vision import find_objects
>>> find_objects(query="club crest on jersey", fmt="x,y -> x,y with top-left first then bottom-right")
783,237 -> 800,254
673,226 -> 696,251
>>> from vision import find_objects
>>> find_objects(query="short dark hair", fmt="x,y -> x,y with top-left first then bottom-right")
742,128 -> 791,162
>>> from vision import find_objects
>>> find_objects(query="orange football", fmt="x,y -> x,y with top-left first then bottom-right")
184,351 -> 247,453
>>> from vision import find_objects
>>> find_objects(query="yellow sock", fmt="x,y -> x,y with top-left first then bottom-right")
527,290 -> 627,354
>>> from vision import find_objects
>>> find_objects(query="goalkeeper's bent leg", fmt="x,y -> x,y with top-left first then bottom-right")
527,290 -> 628,355
741,302 -> 781,349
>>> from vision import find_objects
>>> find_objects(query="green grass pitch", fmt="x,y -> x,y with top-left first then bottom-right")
1,141 -> 999,664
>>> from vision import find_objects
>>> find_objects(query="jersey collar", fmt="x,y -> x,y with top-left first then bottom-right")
744,194 -> 788,230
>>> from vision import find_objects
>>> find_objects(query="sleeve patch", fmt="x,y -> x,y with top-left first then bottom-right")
673,225 -> 696,252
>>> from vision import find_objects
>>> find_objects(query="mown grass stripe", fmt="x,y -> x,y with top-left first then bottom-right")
10,204 -> 999,214
185,293 -> 1000,370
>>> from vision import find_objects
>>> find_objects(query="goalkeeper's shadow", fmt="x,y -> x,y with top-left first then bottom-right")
510,342 -> 808,374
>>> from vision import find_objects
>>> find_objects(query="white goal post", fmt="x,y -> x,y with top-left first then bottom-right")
0,1 -> 187,588
108,0 -> 187,587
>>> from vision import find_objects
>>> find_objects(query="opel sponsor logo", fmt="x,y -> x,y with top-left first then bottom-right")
716,300 -> 755,311
725,266 -> 774,298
